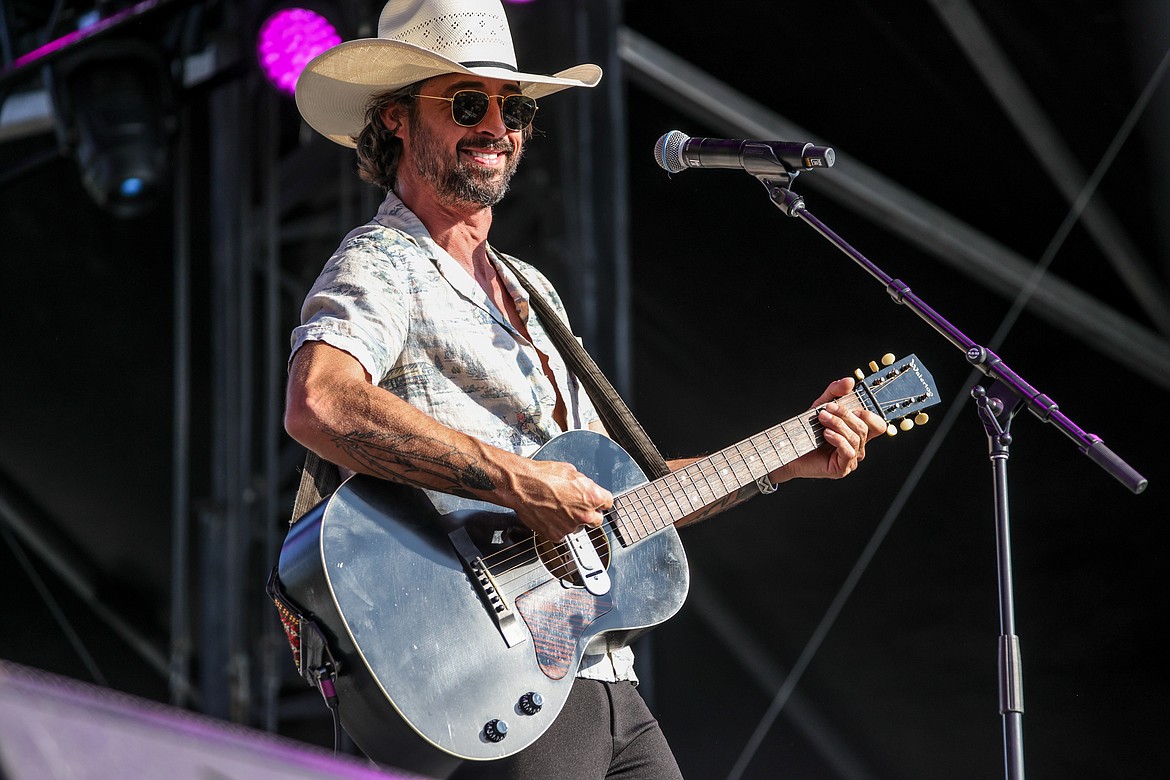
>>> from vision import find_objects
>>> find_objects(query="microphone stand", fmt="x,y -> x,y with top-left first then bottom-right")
755,169 -> 1148,780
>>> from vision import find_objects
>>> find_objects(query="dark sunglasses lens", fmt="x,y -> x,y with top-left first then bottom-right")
450,91 -> 490,126
448,91 -> 536,130
500,95 -> 537,130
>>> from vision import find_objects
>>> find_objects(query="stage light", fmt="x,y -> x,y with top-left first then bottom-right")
49,41 -> 174,219
256,6 -> 343,95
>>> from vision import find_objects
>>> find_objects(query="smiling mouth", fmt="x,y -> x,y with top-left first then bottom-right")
462,148 -> 507,167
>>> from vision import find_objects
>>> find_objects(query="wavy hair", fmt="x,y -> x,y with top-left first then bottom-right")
353,84 -> 419,190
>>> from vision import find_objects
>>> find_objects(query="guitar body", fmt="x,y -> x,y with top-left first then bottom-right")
278,430 -> 691,775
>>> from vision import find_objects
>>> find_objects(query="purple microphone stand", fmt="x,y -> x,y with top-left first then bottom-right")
653,131 -> 1148,777
756,158 -> 1147,780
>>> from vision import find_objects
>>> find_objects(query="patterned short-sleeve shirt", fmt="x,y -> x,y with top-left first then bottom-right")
290,191 -> 635,682
292,191 -> 599,451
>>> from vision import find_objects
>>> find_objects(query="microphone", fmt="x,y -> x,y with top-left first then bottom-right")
654,130 -> 835,176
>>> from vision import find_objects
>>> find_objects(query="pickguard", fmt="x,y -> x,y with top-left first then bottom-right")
514,582 -> 613,679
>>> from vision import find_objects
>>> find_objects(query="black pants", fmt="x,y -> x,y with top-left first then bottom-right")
449,679 -> 683,780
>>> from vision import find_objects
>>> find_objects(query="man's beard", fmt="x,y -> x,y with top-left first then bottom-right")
409,120 -> 524,208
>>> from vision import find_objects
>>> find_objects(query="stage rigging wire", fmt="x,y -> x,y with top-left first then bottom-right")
0,518 -> 108,688
726,42 -> 1170,780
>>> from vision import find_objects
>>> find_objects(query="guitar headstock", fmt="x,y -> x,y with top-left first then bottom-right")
854,353 -> 941,436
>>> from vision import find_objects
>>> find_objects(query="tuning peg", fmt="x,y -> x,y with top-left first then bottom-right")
886,423 -> 898,437
868,360 -> 879,373
881,353 -> 896,366
854,368 -> 865,381
914,412 -> 930,426
899,418 -> 915,431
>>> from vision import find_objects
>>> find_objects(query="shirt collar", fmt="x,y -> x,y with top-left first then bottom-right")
374,190 -> 523,334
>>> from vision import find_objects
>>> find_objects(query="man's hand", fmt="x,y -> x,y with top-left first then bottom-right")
500,458 -> 614,541
770,377 -> 887,484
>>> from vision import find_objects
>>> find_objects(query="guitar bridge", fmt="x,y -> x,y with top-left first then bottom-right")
450,527 -> 527,648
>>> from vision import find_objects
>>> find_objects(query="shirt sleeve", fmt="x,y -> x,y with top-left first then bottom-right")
289,228 -> 412,383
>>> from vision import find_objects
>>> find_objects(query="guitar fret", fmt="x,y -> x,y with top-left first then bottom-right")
656,477 -> 687,525
642,481 -> 671,531
617,491 -> 652,543
790,415 -> 818,456
803,414 -> 823,449
734,439 -> 769,481
659,472 -> 690,518
749,431 -> 784,475
673,469 -> 702,516
611,499 -> 633,544
695,462 -> 722,506
719,446 -> 745,488
707,454 -> 737,496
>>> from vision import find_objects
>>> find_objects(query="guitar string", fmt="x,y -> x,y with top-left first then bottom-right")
479,404 -> 830,586
478,388 -> 907,598
488,418 -> 842,592
479,387 -> 919,599
478,387 -> 860,571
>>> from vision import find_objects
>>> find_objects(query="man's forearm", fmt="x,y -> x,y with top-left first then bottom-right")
665,457 -> 766,528
319,421 -> 498,498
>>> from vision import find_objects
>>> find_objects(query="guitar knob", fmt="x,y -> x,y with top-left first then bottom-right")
899,418 -> 915,431
868,360 -> 879,373
483,718 -> 509,742
886,423 -> 898,437
914,412 -> 930,426
881,352 -> 896,366
518,691 -> 544,715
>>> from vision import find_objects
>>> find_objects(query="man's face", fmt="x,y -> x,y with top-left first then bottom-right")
397,74 -> 528,209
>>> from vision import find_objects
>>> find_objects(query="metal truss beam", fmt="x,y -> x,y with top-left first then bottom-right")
928,0 -> 1170,337
619,29 -> 1170,391
687,572 -> 878,780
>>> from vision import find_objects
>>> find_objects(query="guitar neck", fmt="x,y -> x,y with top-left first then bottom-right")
610,391 -> 872,545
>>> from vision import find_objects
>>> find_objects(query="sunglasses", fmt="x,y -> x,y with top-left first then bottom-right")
415,90 -> 538,132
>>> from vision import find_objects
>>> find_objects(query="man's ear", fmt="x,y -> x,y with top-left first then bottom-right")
380,105 -> 402,136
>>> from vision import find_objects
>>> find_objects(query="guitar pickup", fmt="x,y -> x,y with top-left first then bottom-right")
450,527 -> 527,648
564,528 -> 611,596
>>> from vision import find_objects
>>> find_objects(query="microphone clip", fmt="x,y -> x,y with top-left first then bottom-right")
758,174 -> 805,217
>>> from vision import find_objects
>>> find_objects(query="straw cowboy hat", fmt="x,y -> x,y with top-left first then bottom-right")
295,0 -> 603,147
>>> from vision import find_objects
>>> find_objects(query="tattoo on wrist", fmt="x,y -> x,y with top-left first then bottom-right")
326,427 -> 495,495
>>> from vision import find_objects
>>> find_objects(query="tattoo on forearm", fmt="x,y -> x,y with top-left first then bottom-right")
325,426 -> 495,496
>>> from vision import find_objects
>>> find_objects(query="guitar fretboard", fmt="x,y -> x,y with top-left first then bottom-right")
611,392 -> 873,545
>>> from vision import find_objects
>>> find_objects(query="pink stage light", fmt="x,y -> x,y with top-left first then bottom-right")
256,7 -> 341,95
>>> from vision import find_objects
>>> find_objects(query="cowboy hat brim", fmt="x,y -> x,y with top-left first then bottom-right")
295,38 -> 603,147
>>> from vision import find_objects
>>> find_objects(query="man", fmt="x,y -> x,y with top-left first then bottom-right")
284,1 -> 886,777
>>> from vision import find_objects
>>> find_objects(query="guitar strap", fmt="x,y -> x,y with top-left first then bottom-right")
492,250 -> 672,481
290,448 -> 339,526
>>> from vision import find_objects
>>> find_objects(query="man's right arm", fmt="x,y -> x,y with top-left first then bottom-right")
284,341 -> 612,539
